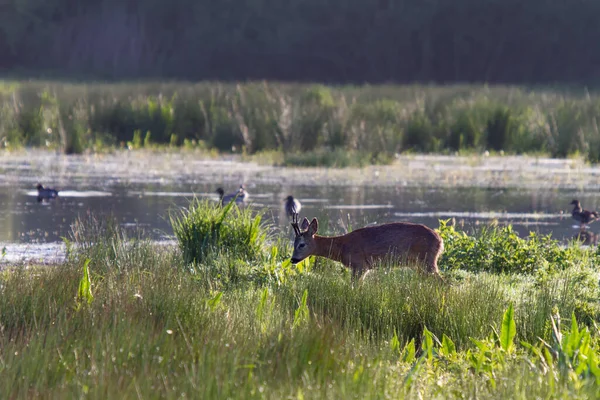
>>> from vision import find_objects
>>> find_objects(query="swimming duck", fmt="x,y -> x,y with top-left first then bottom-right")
216,185 -> 248,206
36,183 -> 59,202
570,199 -> 599,228
284,195 -> 302,217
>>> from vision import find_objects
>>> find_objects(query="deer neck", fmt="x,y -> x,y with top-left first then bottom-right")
313,235 -> 345,263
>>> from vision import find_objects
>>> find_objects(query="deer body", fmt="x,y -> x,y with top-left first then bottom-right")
290,216 -> 443,278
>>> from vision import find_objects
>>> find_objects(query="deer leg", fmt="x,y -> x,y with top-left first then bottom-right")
349,261 -> 365,284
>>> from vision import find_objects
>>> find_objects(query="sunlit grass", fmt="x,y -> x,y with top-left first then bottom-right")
3,81 -> 600,164
170,197 -> 269,266
2,202 -> 600,398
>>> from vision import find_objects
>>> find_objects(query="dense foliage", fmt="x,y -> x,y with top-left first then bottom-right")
2,0 -> 600,84
3,81 -> 600,163
437,219 -> 595,275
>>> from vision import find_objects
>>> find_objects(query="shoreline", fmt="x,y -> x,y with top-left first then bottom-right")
0,149 -> 596,190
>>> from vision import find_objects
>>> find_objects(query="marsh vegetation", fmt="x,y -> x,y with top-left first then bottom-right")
3,82 -> 600,166
2,200 -> 600,398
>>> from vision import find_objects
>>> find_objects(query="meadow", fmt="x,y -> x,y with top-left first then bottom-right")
2,81 -> 600,166
2,200 -> 600,398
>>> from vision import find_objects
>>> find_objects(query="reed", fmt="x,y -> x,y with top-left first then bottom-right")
3,81 -> 600,164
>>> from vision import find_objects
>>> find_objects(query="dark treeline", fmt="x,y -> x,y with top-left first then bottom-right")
1,0 -> 600,84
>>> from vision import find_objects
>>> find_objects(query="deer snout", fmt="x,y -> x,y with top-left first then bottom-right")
291,257 -> 302,264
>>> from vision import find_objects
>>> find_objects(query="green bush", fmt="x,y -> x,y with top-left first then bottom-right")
437,220 -> 593,275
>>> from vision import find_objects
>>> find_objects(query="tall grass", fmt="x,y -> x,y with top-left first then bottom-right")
1,203 -> 600,397
170,198 -> 268,265
3,81 -> 600,163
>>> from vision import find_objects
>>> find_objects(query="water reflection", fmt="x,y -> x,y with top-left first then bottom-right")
573,230 -> 599,246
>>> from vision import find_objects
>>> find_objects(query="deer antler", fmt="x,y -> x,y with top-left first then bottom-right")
291,212 -> 301,236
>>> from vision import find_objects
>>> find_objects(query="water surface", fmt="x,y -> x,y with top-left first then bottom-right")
1,150 -> 597,264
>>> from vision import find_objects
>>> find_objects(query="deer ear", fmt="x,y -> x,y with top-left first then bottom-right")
300,217 -> 310,231
308,218 -> 318,235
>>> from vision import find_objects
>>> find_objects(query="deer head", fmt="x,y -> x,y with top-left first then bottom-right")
290,213 -> 319,264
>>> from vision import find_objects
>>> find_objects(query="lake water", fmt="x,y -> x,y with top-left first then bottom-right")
1,150 -> 599,264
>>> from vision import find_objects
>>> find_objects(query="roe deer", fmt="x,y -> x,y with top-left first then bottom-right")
570,199 -> 599,229
290,214 -> 444,279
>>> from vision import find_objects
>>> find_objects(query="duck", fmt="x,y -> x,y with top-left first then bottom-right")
284,195 -> 302,217
216,185 -> 248,206
570,199 -> 599,228
36,183 -> 59,202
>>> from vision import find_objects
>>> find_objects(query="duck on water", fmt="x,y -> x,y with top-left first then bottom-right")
36,183 -> 59,202
570,199 -> 599,229
216,185 -> 249,206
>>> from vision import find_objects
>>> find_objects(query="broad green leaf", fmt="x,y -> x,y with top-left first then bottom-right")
421,326 -> 434,362
500,303 -> 516,353
441,334 -> 456,357
390,332 -> 400,354
270,245 -> 278,260
206,291 -> 223,311
401,339 -> 416,363
77,258 -> 94,305
588,349 -> 600,384
256,287 -> 269,320
567,312 -> 580,356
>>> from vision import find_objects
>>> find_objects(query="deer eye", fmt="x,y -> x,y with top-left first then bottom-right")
298,243 -> 306,249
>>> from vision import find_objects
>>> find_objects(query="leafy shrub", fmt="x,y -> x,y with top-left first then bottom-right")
437,220 -> 590,275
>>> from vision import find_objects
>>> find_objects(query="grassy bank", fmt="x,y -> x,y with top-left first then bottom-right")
2,200 -> 600,398
2,81 -> 600,166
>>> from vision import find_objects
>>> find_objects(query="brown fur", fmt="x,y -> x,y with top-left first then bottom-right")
291,217 -> 444,279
